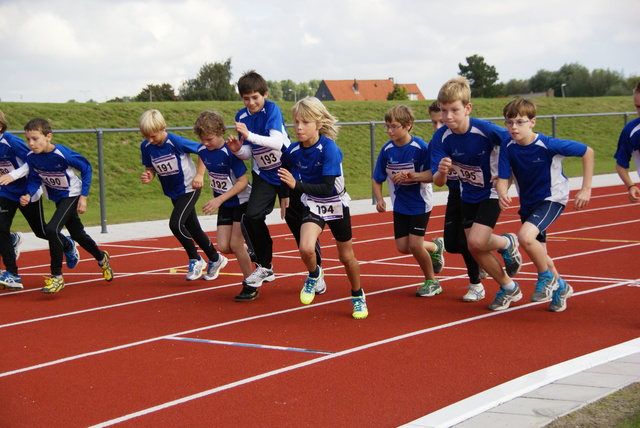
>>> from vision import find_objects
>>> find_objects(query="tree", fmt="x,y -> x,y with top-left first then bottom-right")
179,58 -> 237,101
266,80 -> 283,101
134,83 -> 178,102
458,54 -> 501,98
503,79 -> 531,96
387,85 -> 409,100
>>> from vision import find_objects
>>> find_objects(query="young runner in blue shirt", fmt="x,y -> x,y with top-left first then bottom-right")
430,77 -> 522,311
372,104 -> 445,298
614,81 -> 640,203
193,110 -> 251,284
278,96 -> 368,319
139,109 -> 226,282
497,98 -> 593,312
20,118 -> 113,293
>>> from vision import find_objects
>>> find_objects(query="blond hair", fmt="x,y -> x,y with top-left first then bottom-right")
437,77 -> 471,105
138,109 -> 166,136
292,97 -> 339,141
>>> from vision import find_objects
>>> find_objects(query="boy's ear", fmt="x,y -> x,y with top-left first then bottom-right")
263,90 -> 269,99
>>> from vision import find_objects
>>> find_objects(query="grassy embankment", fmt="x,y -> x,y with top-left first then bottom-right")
1,96 -> 634,231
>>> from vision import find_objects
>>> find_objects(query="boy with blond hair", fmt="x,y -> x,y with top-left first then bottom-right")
139,109 -> 227,282
430,77 -> 522,311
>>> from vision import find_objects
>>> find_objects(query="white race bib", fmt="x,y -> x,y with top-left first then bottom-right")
306,194 -> 344,221
151,154 -> 179,176
0,161 -> 15,176
208,172 -> 233,194
252,146 -> 282,170
451,161 -> 484,188
39,171 -> 70,190
386,162 -> 415,186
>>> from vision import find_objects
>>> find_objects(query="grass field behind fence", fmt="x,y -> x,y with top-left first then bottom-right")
1,96 -> 635,230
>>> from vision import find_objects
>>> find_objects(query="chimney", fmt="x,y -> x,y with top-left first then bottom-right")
352,79 -> 359,94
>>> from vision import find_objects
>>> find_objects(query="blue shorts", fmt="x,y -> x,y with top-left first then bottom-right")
520,201 -> 565,243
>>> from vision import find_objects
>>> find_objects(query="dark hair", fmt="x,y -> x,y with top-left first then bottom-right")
237,70 -> 268,96
24,117 -> 53,135
428,101 -> 440,114
503,98 -> 537,119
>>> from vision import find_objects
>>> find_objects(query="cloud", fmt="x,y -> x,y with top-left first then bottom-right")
0,0 -> 638,103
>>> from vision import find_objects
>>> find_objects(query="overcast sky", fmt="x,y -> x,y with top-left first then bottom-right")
1,0 -> 639,103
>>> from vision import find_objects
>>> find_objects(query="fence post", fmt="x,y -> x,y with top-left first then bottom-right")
369,121 -> 376,204
551,115 -> 557,138
96,130 -> 108,233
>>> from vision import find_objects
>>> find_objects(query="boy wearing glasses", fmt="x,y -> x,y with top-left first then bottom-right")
372,105 -> 445,297
430,77 -> 522,311
496,98 -> 593,312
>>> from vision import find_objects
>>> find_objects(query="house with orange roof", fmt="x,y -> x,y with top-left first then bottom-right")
314,78 -> 425,101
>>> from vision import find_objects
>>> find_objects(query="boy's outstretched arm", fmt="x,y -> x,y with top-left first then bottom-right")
574,146 -> 594,210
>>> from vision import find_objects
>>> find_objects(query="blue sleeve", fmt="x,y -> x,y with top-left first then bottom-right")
498,143 -> 512,179
230,152 -> 248,178
430,131 -> 446,172
65,147 -> 93,197
372,146 -> 388,183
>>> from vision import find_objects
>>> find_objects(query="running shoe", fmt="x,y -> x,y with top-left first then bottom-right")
416,279 -> 442,297
488,283 -> 522,311
430,237 -> 445,274
300,268 -> 324,305
549,279 -> 574,312
186,257 -> 206,281
234,281 -> 259,302
479,267 -> 488,280
11,232 -> 23,260
42,276 -> 65,294
203,255 -> 228,281
351,292 -> 368,319
99,251 -> 114,282
64,236 -> 80,269
498,233 -> 522,277
0,271 -> 23,291
531,275 -> 558,302
462,283 -> 485,302
244,265 -> 275,288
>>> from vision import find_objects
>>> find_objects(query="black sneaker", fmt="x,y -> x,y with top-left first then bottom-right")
234,282 -> 259,302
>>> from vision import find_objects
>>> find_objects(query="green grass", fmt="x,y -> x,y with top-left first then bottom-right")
1,96 -> 635,231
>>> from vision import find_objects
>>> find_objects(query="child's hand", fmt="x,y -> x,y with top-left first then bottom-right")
77,196 -> 87,214
226,135 -> 243,153
628,185 -> 640,203
235,122 -> 249,139
498,193 -> 511,210
277,168 -> 296,189
202,197 -> 222,215
141,170 -> 154,184
279,197 -> 289,219
391,171 -> 408,185
192,175 -> 203,189
375,199 -> 386,213
573,188 -> 591,210
0,174 -> 15,185
19,194 -> 31,206
438,157 -> 452,175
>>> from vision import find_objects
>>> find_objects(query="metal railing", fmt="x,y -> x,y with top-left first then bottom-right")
9,111 -> 636,233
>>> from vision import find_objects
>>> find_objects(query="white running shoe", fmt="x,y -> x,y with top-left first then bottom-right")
245,265 -> 275,287
186,257 -> 206,281
203,255 -> 228,281
462,283 -> 486,302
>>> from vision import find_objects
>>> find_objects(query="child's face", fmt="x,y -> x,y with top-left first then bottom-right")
200,133 -> 224,150
24,130 -> 53,154
634,91 -> 640,116
293,114 -> 321,146
144,129 -> 167,146
385,120 -> 411,144
241,91 -> 267,115
440,100 -> 472,134
429,111 -> 444,131
505,115 -> 536,144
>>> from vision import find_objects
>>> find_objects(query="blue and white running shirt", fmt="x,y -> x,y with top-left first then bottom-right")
498,133 -> 588,214
614,116 -> 640,176
372,136 -> 433,215
141,132 -> 200,200
430,117 -> 509,203
197,144 -> 251,208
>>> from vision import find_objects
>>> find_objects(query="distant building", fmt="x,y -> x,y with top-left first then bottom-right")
315,78 -> 425,101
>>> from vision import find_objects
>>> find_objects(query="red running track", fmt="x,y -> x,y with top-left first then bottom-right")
0,185 -> 638,427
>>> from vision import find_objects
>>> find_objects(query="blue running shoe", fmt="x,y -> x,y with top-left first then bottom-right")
488,283 -> 522,311
0,271 -> 23,291
549,278 -> 574,312
64,237 -> 80,269
498,233 -> 522,277
531,275 -> 558,302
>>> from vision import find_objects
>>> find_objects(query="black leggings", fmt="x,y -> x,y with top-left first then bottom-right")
170,190 -> 217,261
46,196 -> 103,276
